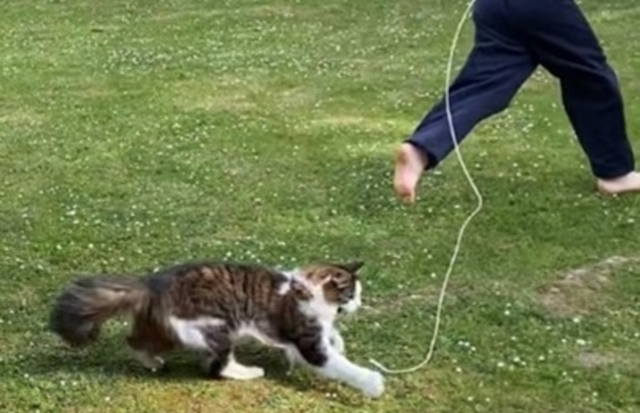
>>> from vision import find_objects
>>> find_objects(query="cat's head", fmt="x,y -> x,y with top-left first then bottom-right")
298,261 -> 364,315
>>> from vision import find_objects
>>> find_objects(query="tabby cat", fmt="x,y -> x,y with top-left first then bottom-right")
49,260 -> 384,398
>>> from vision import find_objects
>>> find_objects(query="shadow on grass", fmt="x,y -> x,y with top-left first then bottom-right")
18,334 -> 368,407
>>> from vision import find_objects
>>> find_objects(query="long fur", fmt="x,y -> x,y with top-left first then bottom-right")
49,275 -> 146,347
48,261 -> 384,398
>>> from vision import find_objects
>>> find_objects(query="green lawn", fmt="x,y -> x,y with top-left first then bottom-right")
1,0 -> 640,411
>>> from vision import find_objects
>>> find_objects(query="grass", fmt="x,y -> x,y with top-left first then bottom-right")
1,0 -> 640,411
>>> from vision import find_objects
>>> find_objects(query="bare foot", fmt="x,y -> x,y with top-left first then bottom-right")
393,143 -> 429,203
597,171 -> 640,195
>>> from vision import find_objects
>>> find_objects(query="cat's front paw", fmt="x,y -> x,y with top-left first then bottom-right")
284,347 -> 299,375
360,370 -> 384,398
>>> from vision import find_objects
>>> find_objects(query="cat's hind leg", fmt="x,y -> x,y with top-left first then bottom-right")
201,328 -> 264,380
126,336 -> 166,372
131,349 -> 165,372
126,314 -> 177,372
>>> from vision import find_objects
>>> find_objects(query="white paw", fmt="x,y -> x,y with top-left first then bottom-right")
221,360 -> 265,381
132,350 -> 165,372
360,371 -> 384,398
222,365 -> 264,380
245,366 -> 265,380
150,357 -> 166,373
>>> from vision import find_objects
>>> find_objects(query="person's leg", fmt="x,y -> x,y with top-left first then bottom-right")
514,0 -> 640,194
395,0 -> 537,202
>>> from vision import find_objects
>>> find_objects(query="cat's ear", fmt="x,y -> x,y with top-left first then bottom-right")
291,280 -> 313,300
337,261 -> 364,274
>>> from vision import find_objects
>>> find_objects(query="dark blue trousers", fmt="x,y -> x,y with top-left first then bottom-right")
408,0 -> 635,179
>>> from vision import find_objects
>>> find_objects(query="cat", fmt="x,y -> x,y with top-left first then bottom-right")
49,260 -> 384,398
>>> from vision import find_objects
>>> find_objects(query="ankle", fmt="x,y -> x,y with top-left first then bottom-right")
400,143 -> 429,169
597,170 -> 638,182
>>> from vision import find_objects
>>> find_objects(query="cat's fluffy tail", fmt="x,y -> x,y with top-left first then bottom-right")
49,275 -> 147,347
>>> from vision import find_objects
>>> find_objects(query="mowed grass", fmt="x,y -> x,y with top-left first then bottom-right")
1,0 -> 640,411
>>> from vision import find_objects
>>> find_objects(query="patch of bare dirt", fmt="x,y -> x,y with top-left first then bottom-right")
171,77 -> 258,114
537,256 -> 639,317
0,108 -> 45,128
577,351 -> 618,369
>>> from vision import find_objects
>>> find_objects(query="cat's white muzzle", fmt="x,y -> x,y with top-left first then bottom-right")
338,281 -> 362,315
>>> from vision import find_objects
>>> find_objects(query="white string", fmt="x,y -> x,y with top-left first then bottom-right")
370,0 -> 483,374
